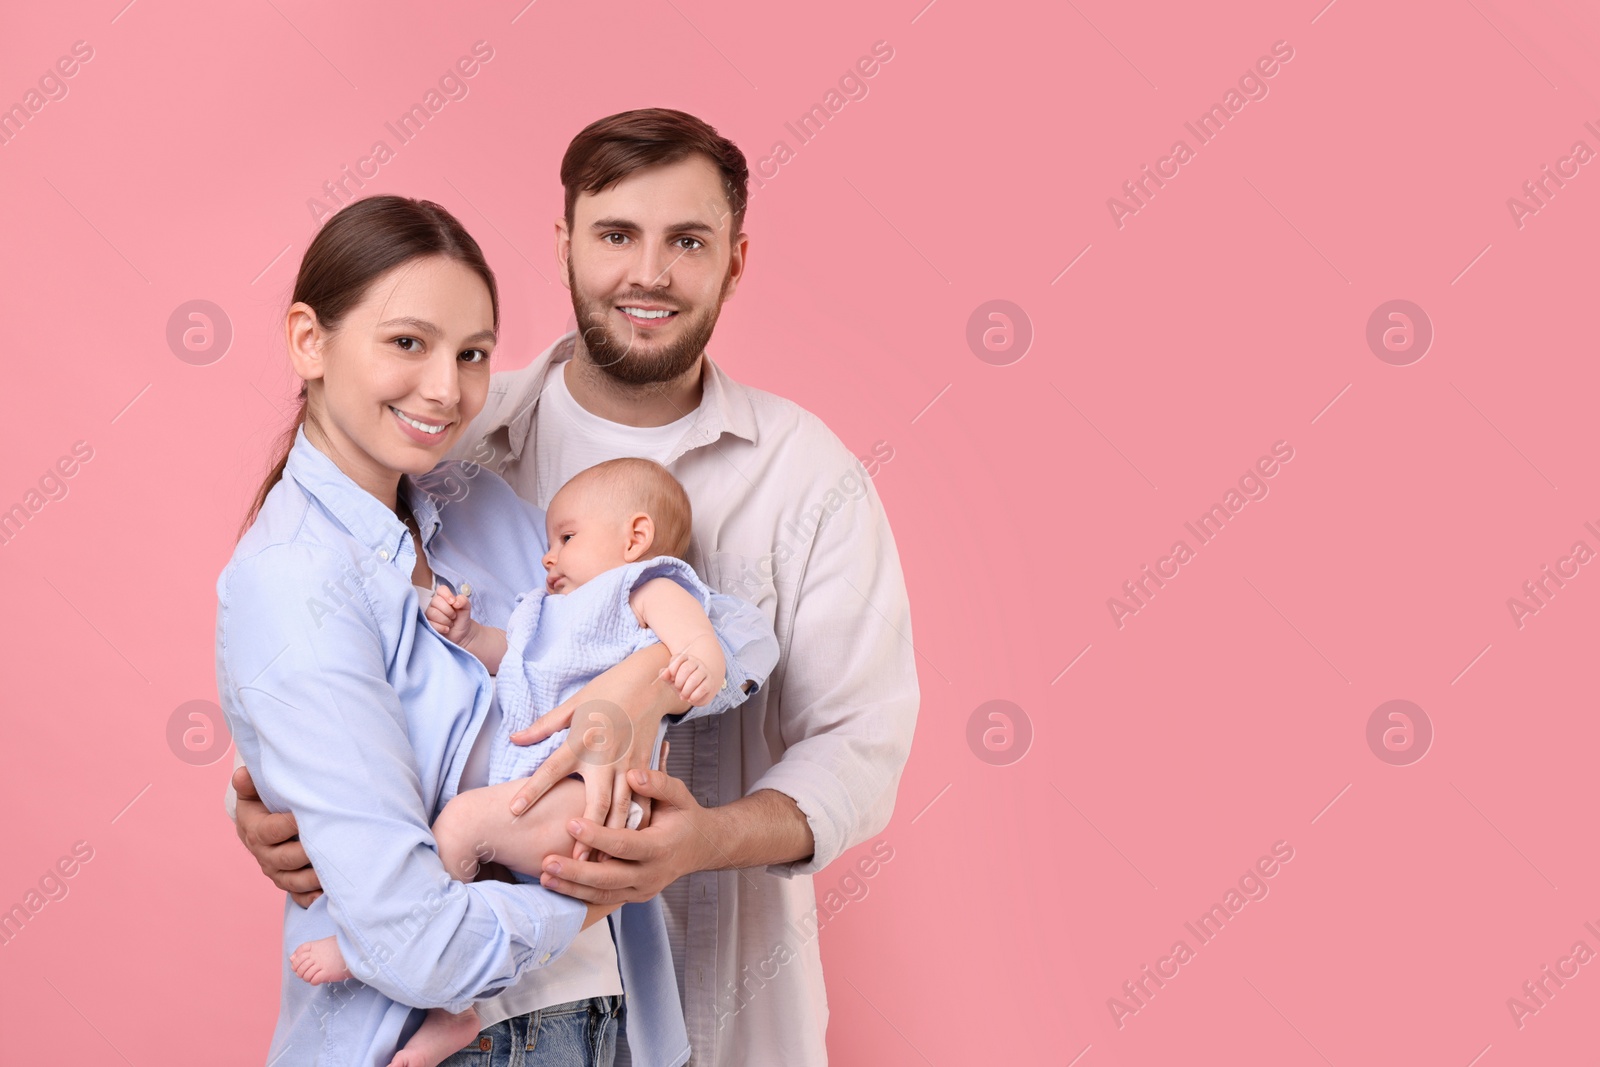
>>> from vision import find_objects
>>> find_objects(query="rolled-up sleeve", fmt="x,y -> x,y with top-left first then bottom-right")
751,479 -> 920,877
218,543 -> 586,1013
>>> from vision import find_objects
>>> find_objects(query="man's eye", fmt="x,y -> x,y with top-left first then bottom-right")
678,237 -> 703,251
604,233 -> 627,246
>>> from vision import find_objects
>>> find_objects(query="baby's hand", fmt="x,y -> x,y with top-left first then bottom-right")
659,651 -> 724,707
425,585 -> 476,646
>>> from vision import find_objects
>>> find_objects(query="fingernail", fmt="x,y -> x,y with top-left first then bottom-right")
568,820 -> 583,836
545,861 -> 561,875
511,799 -> 527,815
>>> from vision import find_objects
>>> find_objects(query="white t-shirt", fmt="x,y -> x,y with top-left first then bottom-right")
535,360 -> 698,476
473,363 -> 699,1026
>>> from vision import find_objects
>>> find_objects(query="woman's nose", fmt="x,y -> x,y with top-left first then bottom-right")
419,352 -> 461,407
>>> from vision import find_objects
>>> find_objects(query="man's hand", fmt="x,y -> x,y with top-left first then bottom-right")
507,644 -> 687,855
536,768 -> 723,904
233,765 -> 322,908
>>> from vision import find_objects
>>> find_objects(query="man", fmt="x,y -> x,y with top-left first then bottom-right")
237,107 -> 918,1065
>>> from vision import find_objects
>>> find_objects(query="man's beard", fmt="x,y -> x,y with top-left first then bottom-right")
568,261 -> 728,386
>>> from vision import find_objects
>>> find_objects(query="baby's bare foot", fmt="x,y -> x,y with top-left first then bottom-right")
384,1007 -> 484,1067
289,936 -> 353,985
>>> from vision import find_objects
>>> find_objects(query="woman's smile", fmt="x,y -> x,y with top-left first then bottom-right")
389,404 -> 453,444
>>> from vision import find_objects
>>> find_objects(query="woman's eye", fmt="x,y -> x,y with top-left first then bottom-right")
394,337 -> 420,352
460,349 -> 489,364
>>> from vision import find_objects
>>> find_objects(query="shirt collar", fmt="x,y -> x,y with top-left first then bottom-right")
495,331 -> 760,464
283,424 -> 445,565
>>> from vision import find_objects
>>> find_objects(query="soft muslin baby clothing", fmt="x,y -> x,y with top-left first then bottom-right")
490,556 -> 716,791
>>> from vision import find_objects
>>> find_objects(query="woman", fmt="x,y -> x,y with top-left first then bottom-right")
216,195 -> 774,1067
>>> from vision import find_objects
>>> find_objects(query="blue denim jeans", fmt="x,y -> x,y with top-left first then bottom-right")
438,996 -> 623,1067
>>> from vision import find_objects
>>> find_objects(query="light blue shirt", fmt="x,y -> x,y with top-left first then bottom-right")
215,426 -> 778,1067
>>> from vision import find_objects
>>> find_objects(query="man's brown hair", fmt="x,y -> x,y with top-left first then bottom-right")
560,107 -> 750,239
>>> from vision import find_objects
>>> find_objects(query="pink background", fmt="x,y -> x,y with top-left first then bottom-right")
3,0 -> 1598,1063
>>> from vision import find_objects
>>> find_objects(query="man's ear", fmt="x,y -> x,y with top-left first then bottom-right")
621,512 -> 656,562
286,302 -> 328,384
554,216 -> 573,291
720,231 -> 749,302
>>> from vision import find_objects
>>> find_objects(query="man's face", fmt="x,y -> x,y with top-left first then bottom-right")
558,154 -> 747,385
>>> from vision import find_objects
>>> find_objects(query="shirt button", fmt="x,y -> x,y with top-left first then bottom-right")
541,952 -> 551,963
378,549 -> 390,560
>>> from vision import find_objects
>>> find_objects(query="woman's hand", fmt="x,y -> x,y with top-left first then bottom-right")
233,765 -> 323,907
507,644 -> 687,855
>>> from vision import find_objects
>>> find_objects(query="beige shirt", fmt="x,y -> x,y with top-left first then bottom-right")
446,332 -> 920,1066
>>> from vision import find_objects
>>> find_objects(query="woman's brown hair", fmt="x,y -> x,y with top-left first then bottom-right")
238,195 -> 499,540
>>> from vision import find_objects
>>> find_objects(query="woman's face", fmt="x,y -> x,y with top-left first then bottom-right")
292,255 -> 496,501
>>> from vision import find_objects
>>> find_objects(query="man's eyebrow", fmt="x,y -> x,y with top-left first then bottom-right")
376,316 -> 497,345
589,217 -> 717,236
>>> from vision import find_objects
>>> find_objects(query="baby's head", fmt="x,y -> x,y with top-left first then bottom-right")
541,457 -> 692,594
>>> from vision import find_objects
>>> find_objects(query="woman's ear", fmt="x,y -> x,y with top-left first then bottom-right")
285,302 -> 328,384
621,512 -> 656,562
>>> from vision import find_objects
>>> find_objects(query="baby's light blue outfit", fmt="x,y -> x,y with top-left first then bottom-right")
491,556 -> 715,787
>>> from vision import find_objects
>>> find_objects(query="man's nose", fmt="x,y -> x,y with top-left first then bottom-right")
625,236 -> 676,291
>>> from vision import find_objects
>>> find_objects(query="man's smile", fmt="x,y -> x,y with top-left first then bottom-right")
618,305 -> 679,327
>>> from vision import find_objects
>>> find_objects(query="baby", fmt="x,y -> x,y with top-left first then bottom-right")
290,457 -> 736,1067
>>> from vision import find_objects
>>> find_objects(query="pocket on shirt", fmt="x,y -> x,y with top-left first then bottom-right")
703,550 -> 782,619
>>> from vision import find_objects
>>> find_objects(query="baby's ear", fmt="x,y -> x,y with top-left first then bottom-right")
623,511 -> 656,562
